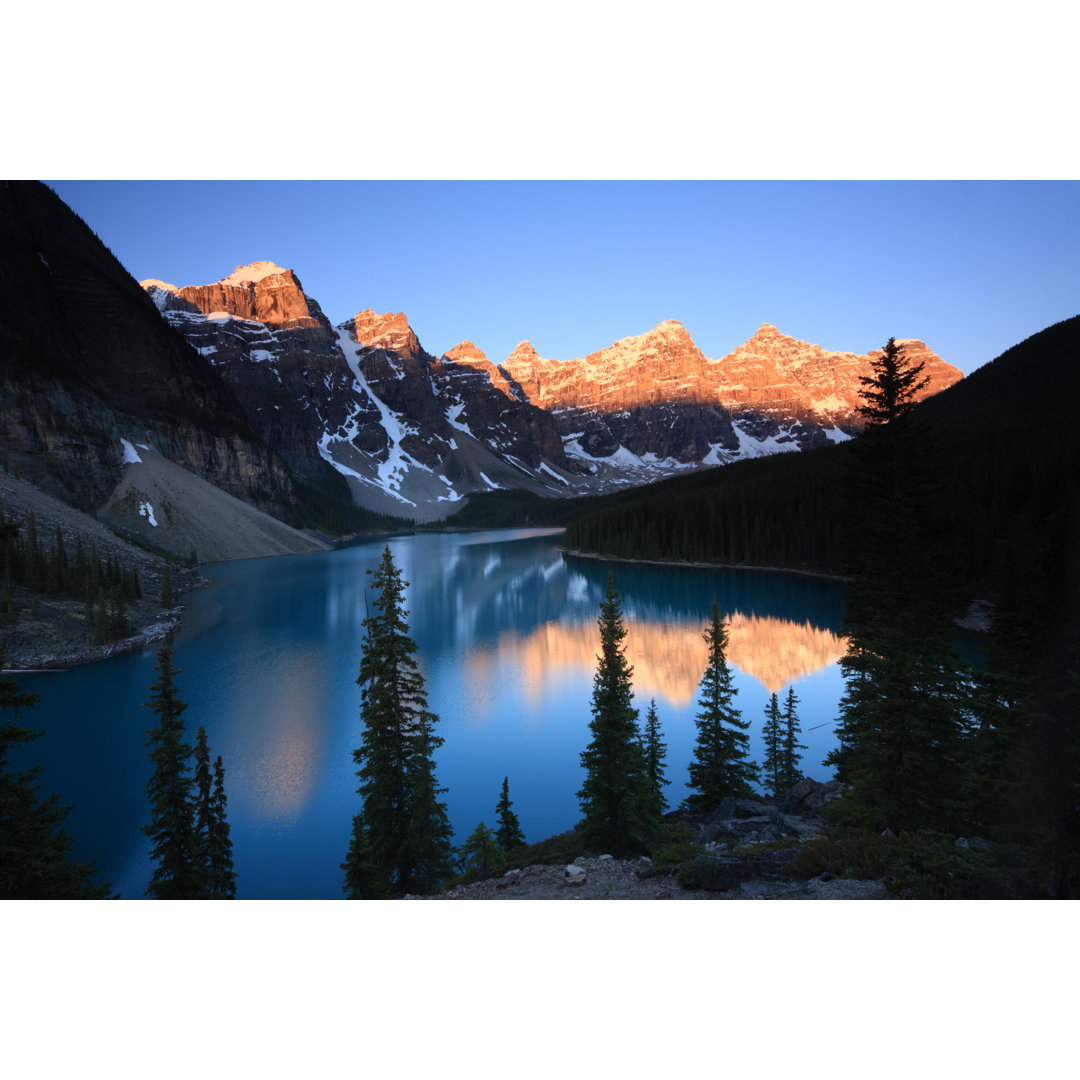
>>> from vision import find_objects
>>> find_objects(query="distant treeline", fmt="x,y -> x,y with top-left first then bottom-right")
1,509 -> 144,642
563,447 -> 848,573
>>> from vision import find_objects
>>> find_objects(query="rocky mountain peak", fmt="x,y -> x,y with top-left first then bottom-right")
441,340 -> 520,401
347,309 -> 422,360
162,262 -> 329,331
443,340 -> 487,364
219,260 -> 292,287
750,322 -> 783,339
139,278 -> 179,294
653,318 -> 691,339
506,341 -> 541,364
582,319 -> 708,374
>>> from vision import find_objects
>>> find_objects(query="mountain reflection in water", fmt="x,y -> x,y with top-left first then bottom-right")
483,612 -> 849,708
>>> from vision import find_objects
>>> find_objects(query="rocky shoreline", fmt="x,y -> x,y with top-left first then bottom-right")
420,779 -> 891,900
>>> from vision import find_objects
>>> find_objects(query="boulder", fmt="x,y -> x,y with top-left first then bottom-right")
564,865 -> 587,887
778,778 -> 847,815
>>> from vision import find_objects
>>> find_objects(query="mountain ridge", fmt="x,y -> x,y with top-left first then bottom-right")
140,258 -> 962,518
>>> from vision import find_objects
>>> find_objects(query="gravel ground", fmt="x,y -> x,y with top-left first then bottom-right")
419,855 -> 889,900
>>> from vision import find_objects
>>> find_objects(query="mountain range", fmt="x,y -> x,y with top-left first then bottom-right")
138,258 -> 961,522
1,180 -> 963,556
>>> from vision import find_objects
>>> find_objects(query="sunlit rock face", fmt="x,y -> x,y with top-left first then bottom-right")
500,321 -> 963,467
486,611 -> 849,708
712,323 -> 962,433
173,261 -> 331,331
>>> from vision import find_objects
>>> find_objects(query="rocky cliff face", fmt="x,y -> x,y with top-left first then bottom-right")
432,341 -> 566,466
143,266 -> 362,480
321,313 -> 574,518
500,319 -> 963,468
144,275 -> 579,520
0,182 -> 294,516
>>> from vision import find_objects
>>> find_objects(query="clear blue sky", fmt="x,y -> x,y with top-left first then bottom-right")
47,180 -> 1077,376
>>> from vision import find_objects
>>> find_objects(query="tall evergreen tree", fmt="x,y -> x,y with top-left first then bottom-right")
143,643 -> 202,899
191,726 -> 235,898
193,724 -> 213,891
0,647 -> 110,898
761,692 -> 784,798
577,573 -> 656,853
642,698 -> 670,814
827,337 -> 972,833
208,754 -> 236,898
684,600 -> 758,811
495,775 -> 526,851
779,686 -> 806,791
346,546 -> 452,896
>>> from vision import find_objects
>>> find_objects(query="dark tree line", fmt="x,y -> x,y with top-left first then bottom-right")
0,510 -> 151,643
143,644 -> 235,899
563,450 -> 847,573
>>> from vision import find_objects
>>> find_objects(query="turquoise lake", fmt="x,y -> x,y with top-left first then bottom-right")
15,527 -> 854,899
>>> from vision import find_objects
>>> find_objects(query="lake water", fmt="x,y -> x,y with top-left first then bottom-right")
14,528 -> 852,899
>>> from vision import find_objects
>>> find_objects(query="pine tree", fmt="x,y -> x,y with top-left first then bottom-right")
346,546 -> 452,896
208,754 -> 236,898
827,336 -> 972,833
684,599 -> 758,811
779,686 -> 806,791
459,820 -> 505,882
192,726 -> 236,898
857,336 -> 930,426
160,565 -> 173,608
577,573 -> 656,854
761,692 -> 784,798
495,775 -> 526,851
143,643 -> 202,899
642,698 -> 670,814
0,646 -> 111,898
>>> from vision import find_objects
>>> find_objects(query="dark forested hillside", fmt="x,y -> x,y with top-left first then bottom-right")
563,447 -> 848,572
563,317 -> 1080,592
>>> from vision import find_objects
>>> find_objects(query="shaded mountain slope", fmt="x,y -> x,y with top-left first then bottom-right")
0,181 -> 295,517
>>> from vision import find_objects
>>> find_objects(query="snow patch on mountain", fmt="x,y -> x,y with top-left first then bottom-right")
445,401 -> 474,436
219,261 -> 290,286
732,422 -> 803,458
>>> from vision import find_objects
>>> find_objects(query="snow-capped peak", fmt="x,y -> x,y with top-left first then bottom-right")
139,278 -> 179,293
219,261 -> 290,287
